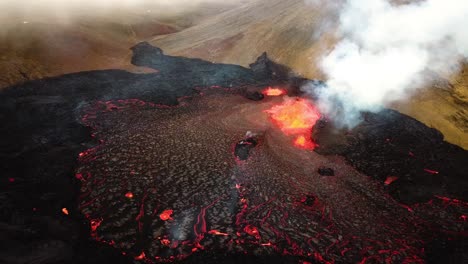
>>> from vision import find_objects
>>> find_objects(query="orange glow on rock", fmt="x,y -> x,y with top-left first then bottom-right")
61,208 -> 69,215
90,218 -> 103,232
160,238 -> 171,246
134,252 -> 145,260
262,87 -> 287,96
384,176 -> 399,185
160,209 -> 173,221
266,97 -> 320,149
244,225 -> 260,238
125,192 -> 134,199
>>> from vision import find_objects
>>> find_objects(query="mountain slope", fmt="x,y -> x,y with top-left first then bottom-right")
150,0 -> 468,149
150,0 -> 336,78
0,2 -> 241,88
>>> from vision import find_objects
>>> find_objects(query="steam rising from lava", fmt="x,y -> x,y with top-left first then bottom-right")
305,0 -> 468,127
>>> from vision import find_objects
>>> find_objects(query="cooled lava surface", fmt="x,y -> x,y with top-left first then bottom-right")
0,42 -> 467,264
76,90 -> 467,264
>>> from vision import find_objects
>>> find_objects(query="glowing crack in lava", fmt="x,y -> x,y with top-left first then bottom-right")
265,97 -> 320,149
262,87 -> 287,96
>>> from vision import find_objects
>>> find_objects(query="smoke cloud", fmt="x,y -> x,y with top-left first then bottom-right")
305,0 -> 468,127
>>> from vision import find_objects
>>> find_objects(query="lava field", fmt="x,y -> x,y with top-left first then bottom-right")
1,42 -> 467,264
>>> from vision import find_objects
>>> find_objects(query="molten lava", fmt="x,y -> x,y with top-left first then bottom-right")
293,135 -> 317,150
262,87 -> 287,96
266,97 -> 320,134
266,97 -> 320,149
159,209 -> 173,221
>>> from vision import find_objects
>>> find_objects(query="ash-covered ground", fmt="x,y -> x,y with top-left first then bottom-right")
0,42 -> 467,264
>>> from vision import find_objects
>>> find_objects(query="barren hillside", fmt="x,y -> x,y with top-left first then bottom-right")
0,2 -> 240,88
150,0 -> 468,149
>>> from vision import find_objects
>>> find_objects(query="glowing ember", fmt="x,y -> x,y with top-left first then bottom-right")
208,230 -> 229,236
266,97 -> 320,149
125,192 -> 134,199
61,208 -> 69,215
262,87 -> 287,96
75,173 -> 84,181
384,176 -> 399,185
424,168 -> 439,174
160,239 -> 171,246
244,225 -> 260,238
160,209 -> 173,221
134,252 -> 145,260
90,218 -> 103,232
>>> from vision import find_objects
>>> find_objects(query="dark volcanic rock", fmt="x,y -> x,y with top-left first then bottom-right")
0,43 -> 274,264
244,91 -> 264,101
234,137 -> 258,160
249,52 -> 292,80
302,195 -> 317,206
317,167 -> 335,176
132,42 -> 258,86
313,109 -> 468,204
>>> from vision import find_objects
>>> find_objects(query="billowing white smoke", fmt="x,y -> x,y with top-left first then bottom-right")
306,0 -> 468,127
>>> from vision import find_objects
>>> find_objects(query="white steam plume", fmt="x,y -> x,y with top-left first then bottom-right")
305,0 -> 468,127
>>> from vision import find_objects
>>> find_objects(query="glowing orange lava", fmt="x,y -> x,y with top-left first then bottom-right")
266,98 -> 320,134
266,97 -> 320,150
295,135 -> 306,146
125,192 -> 134,199
61,208 -> 69,215
160,209 -> 173,221
293,135 -> 317,150
208,230 -> 229,236
262,87 -> 287,96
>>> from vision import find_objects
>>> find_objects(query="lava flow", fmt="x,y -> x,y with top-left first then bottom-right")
265,97 -> 320,150
262,87 -> 287,96
75,92 -> 468,263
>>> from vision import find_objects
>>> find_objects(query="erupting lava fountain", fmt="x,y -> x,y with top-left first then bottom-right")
263,89 -> 321,150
